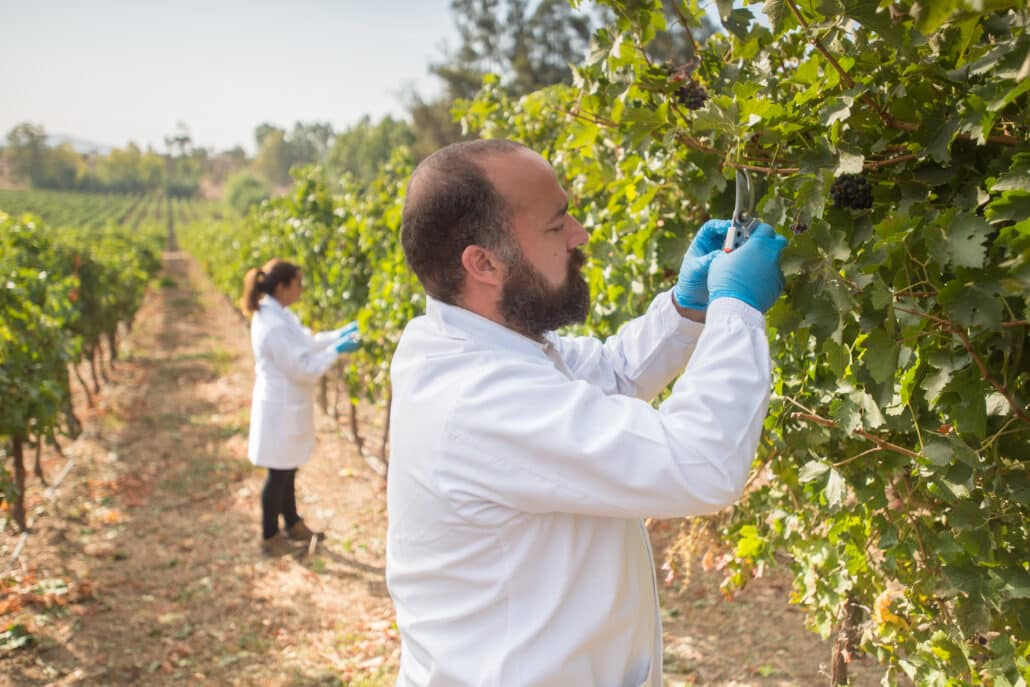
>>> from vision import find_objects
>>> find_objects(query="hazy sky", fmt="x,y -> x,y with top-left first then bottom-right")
0,0 -> 458,153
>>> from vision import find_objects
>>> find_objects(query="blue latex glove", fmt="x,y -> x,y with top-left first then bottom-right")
673,252 -> 719,310
333,321 -> 360,339
708,223 -> 787,313
672,219 -> 731,309
334,321 -> 362,353
687,219 -> 732,259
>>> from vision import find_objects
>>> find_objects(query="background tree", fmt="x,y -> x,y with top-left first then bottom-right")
163,122 -> 201,198
289,121 -> 334,167
254,128 -> 292,186
222,145 -> 248,168
431,0 -> 596,99
327,115 -> 415,184
254,123 -> 284,151
402,0 -> 606,162
253,121 -> 336,186
224,170 -> 271,215
5,123 -> 49,187
40,145 -> 83,190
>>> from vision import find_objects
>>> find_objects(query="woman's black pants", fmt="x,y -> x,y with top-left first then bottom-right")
262,468 -> 300,539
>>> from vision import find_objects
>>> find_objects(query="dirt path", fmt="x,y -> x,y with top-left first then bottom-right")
1,251 -> 882,686
2,252 -> 396,686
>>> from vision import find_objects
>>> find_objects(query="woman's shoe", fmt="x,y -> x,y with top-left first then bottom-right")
261,532 -> 299,557
286,519 -> 325,542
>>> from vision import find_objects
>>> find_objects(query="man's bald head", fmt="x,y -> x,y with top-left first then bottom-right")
401,139 -> 526,303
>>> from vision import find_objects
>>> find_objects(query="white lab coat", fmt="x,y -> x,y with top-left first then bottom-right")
247,296 -> 340,470
386,292 -> 771,687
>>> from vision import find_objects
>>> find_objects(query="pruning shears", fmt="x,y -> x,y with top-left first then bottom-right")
723,169 -> 761,252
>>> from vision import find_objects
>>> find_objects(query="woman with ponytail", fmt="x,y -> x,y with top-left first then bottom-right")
241,258 -> 361,557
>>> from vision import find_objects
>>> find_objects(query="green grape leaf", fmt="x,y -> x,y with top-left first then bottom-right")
986,192 -> 1030,223
996,567 -> 1030,600
990,153 -> 1030,193
946,213 -> 993,269
937,282 -> 1003,330
912,0 -> 960,37
762,0 -> 787,35
734,524 -> 765,558
831,397 -> 862,434
822,338 -> 850,378
825,467 -> 845,510
862,328 -> 899,385
820,96 -> 854,127
923,437 -> 954,467
799,460 -> 830,483
716,0 -> 734,22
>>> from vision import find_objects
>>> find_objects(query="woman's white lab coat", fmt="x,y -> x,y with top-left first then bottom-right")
247,296 -> 340,469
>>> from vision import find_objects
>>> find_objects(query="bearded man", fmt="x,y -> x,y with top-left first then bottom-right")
386,139 -> 786,687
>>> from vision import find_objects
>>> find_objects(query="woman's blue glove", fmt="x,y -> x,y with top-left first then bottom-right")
334,321 -> 362,353
708,223 -> 787,313
672,219 -> 731,310
333,321 -> 360,339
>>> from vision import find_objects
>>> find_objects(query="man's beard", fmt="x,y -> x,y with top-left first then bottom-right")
499,248 -> 589,338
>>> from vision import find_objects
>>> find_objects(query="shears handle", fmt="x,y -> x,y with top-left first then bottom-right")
723,217 -> 759,252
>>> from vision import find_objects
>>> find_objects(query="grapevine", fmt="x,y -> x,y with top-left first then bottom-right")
182,1 -> 1030,682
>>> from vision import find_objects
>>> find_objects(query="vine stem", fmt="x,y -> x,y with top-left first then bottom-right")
790,412 -> 924,460
727,161 -> 800,174
892,305 -> 1030,425
953,326 -> 1030,426
979,416 -> 1023,452
743,447 -> 780,492
896,475 -> 954,626
782,0 -> 1020,146
864,153 -> 917,169
670,1 -> 699,57
832,446 -> 883,468
673,131 -> 724,157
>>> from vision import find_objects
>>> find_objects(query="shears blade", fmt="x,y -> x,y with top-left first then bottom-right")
723,169 -> 758,252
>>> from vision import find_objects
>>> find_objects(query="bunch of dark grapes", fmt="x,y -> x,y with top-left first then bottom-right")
831,174 -> 873,210
790,221 -> 808,235
677,82 -> 708,110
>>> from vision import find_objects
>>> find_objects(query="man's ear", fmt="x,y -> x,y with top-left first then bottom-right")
460,244 -> 506,288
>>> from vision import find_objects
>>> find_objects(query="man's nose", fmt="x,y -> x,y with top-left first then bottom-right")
568,217 -> 589,249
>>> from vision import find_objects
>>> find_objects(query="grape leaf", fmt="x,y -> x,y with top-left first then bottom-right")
991,153 -> 1030,193
716,0 -> 734,22
799,460 -> 830,483
825,468 -> 845,509
762,0 -> 788,36
912,0 -> 960,37
863,328 -> 899,385
836,149 -> 865,176
922,437 -> 954,467
831,397 -> 862,433
938,282 -> 1003,330
946,213 -> 992,269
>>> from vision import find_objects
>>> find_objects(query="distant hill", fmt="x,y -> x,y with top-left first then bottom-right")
46,134 -> 113,155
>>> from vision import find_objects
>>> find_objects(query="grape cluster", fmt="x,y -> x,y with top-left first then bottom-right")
831,174 -> 873,210
677,83 -> 708,110
790,221 -> 808,235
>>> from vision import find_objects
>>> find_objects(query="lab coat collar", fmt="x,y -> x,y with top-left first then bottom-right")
426,296 -> 553,360
260,295 -> 289,317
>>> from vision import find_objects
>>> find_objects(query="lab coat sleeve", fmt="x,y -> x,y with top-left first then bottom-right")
310,330 -> 341,352
262,325 -> 339,385
437,298 -> 770,520
552,290 -> 703,401
286,309 -> 339,353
